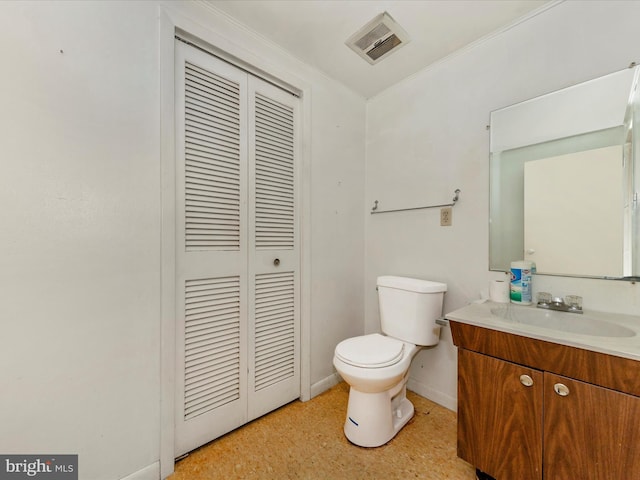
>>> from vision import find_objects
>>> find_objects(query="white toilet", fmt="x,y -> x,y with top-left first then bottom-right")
333,275 -> 447,447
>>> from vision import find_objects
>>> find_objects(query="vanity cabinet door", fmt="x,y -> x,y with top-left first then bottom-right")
544,373 -> 640,480
458,349 -> 543,480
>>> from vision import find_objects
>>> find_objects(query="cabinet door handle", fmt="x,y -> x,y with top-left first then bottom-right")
554,383 -> 570,397
519,374 -> 534,387
273,258 -> 280,266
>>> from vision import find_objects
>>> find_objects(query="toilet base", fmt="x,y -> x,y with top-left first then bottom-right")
343,383 -> 414,447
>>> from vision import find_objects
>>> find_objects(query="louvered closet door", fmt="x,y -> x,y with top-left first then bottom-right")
174,40 -> 301,457
174,41 -> 249,457
247,77 -> 300,421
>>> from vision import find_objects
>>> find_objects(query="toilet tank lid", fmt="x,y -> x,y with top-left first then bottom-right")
377,276 -> 447,293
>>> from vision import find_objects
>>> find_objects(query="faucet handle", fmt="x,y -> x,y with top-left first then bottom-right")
537,292 -> 552,305
565,295 -> 583,311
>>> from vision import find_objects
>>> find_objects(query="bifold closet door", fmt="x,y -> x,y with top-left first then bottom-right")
247,76 -> 300,421
174,40 -> 300,457
174,41 -> 249,457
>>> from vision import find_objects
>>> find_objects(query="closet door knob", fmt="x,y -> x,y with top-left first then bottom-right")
273,258 -> 280,266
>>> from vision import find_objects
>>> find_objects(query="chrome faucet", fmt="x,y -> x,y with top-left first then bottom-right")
536,292 -> 583,314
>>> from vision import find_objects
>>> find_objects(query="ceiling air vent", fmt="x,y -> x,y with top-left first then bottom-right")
346,12 -> 411,65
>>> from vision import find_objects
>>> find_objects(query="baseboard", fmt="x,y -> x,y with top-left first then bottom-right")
309,372 -> 342,399
407,378 -> 457,412
119,462 -> 160,480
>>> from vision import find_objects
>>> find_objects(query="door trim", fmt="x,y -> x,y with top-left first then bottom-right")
159,6 -> 312,478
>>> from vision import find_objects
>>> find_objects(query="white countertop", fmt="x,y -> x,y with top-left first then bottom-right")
445,300 -> 640,362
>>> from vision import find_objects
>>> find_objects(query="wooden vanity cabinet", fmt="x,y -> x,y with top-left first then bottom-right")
451,320 -> 640,480
543,373 -> 640,480
458,349 -> 543,480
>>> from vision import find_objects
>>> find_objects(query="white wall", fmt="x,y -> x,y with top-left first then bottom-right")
309,79 -> 366,391
1,2 -> 161,478
0,1 -> 365,478
365,0 -> 640,411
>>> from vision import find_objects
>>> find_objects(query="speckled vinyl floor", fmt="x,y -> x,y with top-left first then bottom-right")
169,382 -> 476,479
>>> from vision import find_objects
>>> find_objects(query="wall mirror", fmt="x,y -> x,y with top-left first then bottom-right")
489,65 -> 640,278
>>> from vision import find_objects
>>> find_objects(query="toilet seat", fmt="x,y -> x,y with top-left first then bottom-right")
335,334 -> 405,368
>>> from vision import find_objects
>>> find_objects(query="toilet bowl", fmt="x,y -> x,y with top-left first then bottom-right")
334,334 -> 420,447
333,276 -> 447,447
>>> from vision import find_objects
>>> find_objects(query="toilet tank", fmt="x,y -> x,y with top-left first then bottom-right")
377,276 -> 447,346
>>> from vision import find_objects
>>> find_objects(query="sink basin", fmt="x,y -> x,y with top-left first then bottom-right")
490,305 -> 636,338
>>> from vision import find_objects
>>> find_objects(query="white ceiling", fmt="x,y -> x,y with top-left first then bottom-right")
206,0 -> 554,98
